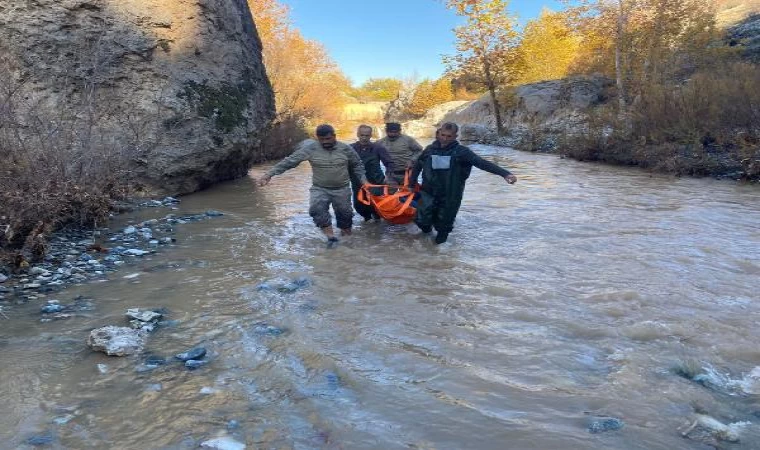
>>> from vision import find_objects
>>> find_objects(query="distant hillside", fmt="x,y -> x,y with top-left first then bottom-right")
717,0 -> 760,25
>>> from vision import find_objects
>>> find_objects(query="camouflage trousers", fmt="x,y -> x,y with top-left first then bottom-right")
309,185 -> 353,230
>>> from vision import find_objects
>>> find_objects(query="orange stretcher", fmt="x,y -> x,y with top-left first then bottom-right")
357,169 -> 420,225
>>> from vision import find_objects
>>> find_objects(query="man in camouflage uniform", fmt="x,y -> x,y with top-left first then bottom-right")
377,122 -> 423,185
259,124 -> 367,247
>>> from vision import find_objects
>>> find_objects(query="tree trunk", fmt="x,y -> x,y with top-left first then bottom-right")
615,0 -> 626,112
488,83 -> 504,136
483,63 -> 504,135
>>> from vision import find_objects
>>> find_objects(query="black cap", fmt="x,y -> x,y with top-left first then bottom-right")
385,122 -> 401,132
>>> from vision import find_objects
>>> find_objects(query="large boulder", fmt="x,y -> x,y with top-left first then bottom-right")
0,0 -> 275,194
442,75 -> 613,150
400,100 -> 471,139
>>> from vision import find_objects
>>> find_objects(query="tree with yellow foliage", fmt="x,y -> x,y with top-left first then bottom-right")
352,78 -> 404,102
406,77 -> 455,116
516,9 -> 582,84
443,0 -> 521,135
248,0 -> 352,125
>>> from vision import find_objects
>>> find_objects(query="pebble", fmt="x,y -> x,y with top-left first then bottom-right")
200,437 -> 245,450
41,302 -> 64,314
26,434 -> 54,446
185,359 -> 207,370
53,414 -> 75,425
252,323 -> 286,336
97,364 -> 109,374
176,347 -> 207,361
0,274 -> 8,283
588,417 -> 624,433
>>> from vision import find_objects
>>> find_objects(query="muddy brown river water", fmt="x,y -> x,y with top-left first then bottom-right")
2,145 -> 760,449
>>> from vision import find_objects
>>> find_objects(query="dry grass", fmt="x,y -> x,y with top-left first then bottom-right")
560,62 -> 760,179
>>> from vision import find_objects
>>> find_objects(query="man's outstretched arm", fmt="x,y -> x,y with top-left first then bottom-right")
259,140 -> 314,186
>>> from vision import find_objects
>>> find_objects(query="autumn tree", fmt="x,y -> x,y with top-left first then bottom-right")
406,77 -> 455,116
352,78 -> 404,102
563,0 -> 719,111
248,0 -> 352,125
443,0 -> 521,135
516,9 -> 582,85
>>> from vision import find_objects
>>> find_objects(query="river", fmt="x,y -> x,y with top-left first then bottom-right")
2,144 -> 760,449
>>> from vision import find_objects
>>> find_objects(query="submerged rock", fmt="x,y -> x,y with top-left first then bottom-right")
252,323 -> 287,336
185,359 -> 208,370
682,414 -> 751,443
26,433 -> 54,446
175,347 -> 207,361
256,276 -> 312,293
588,417 -> 624,434
87,326 -> 146,356
200,436 -> 246,450
126,308 -> 163,323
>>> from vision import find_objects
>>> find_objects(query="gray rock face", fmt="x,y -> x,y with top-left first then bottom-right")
401,101 -> 471,139
729,14 -> 760,62
442,76 -> 613,150
0,0 -> 274,194
87,326 -> 146,356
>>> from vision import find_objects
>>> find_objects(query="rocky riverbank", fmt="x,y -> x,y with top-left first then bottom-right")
0,197 -> 227,320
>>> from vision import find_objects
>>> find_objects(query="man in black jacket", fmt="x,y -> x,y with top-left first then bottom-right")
409,122 -> 517,244
350,125 -> 394,221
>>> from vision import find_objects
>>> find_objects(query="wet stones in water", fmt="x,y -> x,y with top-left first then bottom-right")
40,300 -> 64,314
324,371 -> 341,391
145,355 -> 167,366
87,326 -> 146,356
135,354 -> 169,372
126,308 -> 163,332
205,210 -> 224,217
588,417 -> 624,433
185,359 -> 207,370
681,414 -> 751,443
256,276 -> 312,293
175,346 -> 207,361
200,436 -> 245,450
252,322 -> 287,336
26,433 -> 54,446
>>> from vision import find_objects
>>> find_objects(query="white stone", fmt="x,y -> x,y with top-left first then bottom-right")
87,326 -> 145,356
200,437 -> 246,450
126,308 -> 162,323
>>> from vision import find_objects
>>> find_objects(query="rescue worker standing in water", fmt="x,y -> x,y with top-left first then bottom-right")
409,122 -> 517,244
377,122 -> 423,185
350,124 -> 394,221
258,124 -> 367,247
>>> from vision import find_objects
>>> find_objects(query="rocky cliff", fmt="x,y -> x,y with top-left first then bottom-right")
0,0 -> 274,194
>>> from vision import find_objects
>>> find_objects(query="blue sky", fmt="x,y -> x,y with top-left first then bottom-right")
278,0 -> 566,86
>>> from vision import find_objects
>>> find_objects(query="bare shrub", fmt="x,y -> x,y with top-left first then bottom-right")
0,46 -> 162,261
561,62 -> 760,178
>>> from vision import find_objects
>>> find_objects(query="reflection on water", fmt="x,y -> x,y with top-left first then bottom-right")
2,146 -> 760,449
